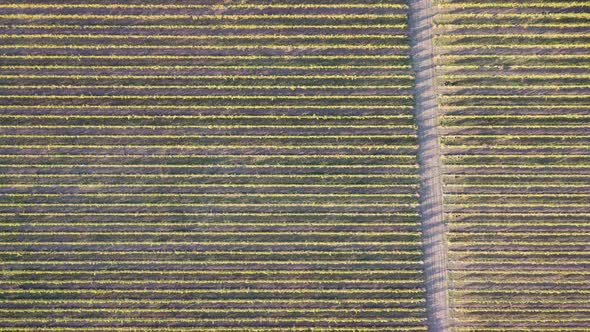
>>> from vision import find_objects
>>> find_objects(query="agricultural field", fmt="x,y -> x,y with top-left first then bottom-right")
434,0 -> 590,331
2,0 -> 589,331
0,0 -> 429,331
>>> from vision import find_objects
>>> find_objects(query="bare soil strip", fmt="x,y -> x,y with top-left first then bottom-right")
408,0 -> 452,331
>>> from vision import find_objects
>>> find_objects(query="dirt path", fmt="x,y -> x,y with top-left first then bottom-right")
408,0 -> 452,331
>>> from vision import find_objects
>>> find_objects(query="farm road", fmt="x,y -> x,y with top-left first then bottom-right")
408,0 -> 452,331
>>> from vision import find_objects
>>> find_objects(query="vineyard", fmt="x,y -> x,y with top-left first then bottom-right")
1,0 -> 589,331
0,0 -> 430,331
435,0 -> 590,331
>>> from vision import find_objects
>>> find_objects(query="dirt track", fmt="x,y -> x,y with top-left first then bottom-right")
408,0 -> 452,331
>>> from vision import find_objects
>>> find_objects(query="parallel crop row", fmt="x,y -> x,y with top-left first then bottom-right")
0,0 -> 426,331
435,0 -> 590,331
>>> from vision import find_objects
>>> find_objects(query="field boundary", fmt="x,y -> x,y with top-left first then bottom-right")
408,0 -> 452,331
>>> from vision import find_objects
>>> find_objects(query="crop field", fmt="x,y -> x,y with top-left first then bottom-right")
435,0 -> 590,331
0,0 -> 430,331
2,0 -> 589,331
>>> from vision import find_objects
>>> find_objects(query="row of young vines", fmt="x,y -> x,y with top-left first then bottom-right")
435,0 -> 590,330
0,0 -> 428,331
